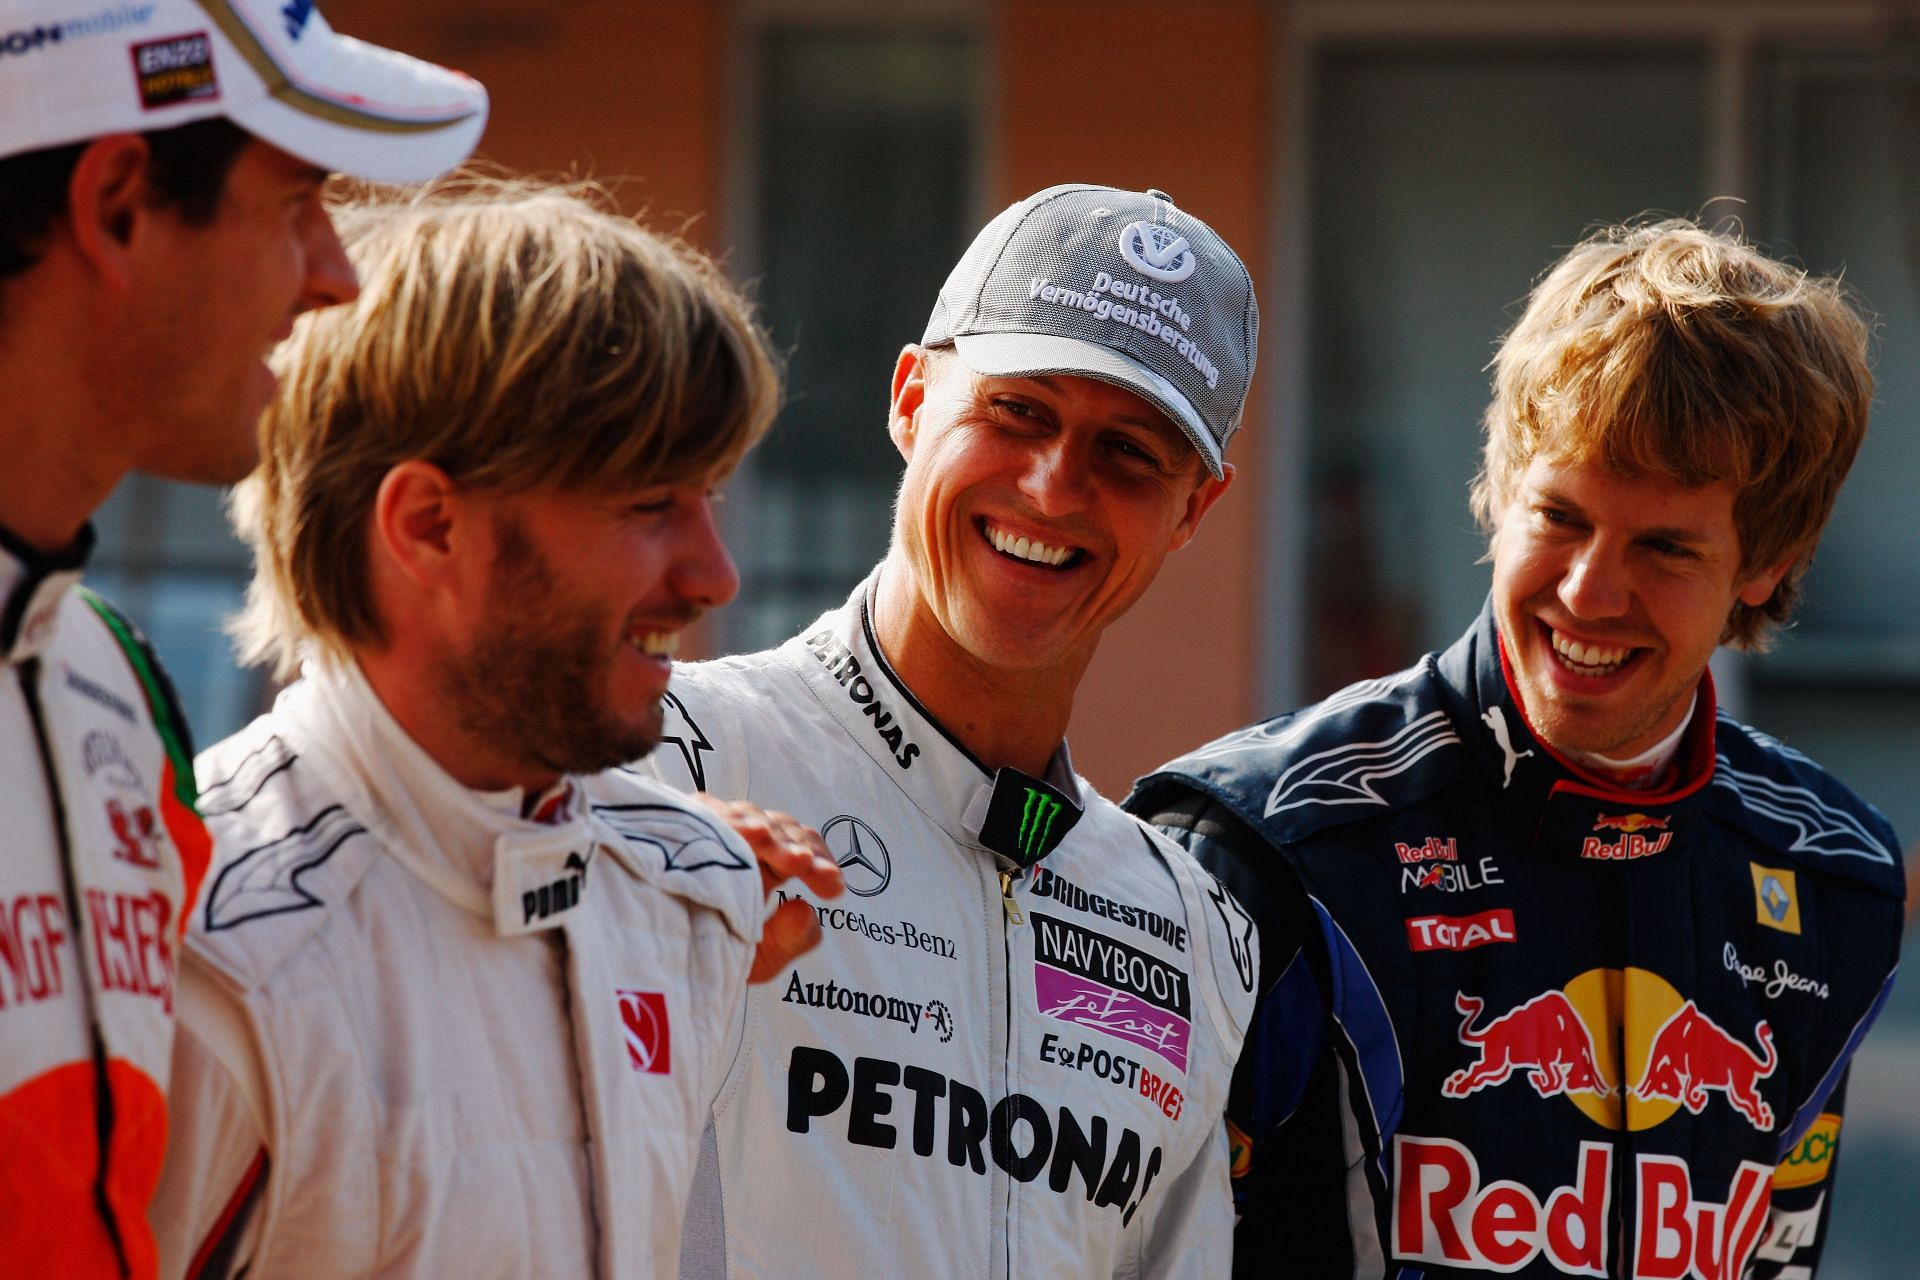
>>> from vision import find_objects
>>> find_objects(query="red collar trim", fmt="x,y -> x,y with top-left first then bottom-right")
1493,631 -> 1718,806
523,780 -> 576,825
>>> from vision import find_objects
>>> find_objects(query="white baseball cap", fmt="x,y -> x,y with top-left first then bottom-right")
0,0 -> 487,182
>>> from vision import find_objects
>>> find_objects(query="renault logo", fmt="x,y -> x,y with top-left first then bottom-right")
823,814 -> 892,897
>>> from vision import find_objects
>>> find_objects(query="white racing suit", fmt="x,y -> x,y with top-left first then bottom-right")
150,659 -> 765,1278
645,578 -> 1256,1280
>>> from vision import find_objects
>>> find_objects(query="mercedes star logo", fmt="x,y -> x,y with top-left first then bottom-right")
823,814 -> 892,898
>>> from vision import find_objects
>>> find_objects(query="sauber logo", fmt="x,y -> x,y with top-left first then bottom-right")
1440,972 -> 1779,1133
1405,909 -> 1516,953
616,989 -> 671,1074
1393,1136 -> 1773,1278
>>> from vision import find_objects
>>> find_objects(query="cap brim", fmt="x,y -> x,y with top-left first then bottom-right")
952,332 -> 1225,479
214,22 -> 487,184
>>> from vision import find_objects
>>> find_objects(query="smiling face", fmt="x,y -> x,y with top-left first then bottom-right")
125,138 -> 358,485
1491,454 -> 1789,758
884,349 -> 1231,682
437,474 -> 738,779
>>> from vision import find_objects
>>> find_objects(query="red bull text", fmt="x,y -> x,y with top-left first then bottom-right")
1584,813 -> 1673,860
1394,1136 -> 1773,1278
1396,837 -> 1459,865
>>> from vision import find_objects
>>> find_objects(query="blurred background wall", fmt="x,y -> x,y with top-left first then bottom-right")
107,1 -> 1919,1270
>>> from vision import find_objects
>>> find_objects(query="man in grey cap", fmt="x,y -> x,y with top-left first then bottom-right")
0,1 -> 483,1273
643,184 -> 1262,1279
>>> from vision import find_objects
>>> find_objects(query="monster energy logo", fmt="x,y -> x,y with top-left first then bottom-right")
1018,788 -> 1064,860
980,767 -> 1081,866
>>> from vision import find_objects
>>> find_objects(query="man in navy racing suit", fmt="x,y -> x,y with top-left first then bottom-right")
1128,219 -> 1904,1278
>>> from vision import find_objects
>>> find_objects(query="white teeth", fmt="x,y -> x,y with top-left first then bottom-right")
1549,629 -> 1630,674
986,523 -> 1073,567
632,631 -> 680,657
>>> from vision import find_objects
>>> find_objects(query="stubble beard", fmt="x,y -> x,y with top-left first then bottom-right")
439,518 -> 663,780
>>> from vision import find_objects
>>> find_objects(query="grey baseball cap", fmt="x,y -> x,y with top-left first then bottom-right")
922,184 -> 1258,479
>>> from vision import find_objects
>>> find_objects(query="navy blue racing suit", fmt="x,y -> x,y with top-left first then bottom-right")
1126,604 -> 1904,1278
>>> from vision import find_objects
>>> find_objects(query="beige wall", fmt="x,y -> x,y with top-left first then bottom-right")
325,1 -> 731,250
323,0 -> 1275,797
997,0 -> 1274,795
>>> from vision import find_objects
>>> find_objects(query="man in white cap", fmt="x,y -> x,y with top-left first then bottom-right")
0,2 -> 483,1274
646,185 -> 1263,1279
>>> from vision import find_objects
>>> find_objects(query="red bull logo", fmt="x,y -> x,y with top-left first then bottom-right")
1581,831 -> 1673,860
1395,836 -> 1458,865
1394,1136 -> 1772,1277
1594,811 -> 1669,833
1634,1001 -> 1777,1131
1441,970 -> 1778,1133
1442,991 -> 1609,1100
1585,813 -> 1674,860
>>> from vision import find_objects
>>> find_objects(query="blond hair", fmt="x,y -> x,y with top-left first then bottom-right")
1470,219 -> 1873,649
232,175 -> 780,676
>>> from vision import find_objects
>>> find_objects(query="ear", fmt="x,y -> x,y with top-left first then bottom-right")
65,135 -> 156,291
1166,462 -> 1235,553
889,345 -> 930,462
1736,555 -> 1796,609
371,460 -> 465,592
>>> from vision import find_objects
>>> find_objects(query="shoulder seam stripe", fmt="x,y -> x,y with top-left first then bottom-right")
1711,756 -> 1896,865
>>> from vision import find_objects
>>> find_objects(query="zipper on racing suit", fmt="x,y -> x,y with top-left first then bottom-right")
993,860 -> 1027,1280
554,923 -> 606,1279
998,870 -> 1024,925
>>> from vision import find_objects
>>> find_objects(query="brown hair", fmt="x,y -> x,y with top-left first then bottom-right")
232,175 -> 780,676
1471,219 -> 1873,649
0,118 -> 252,287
